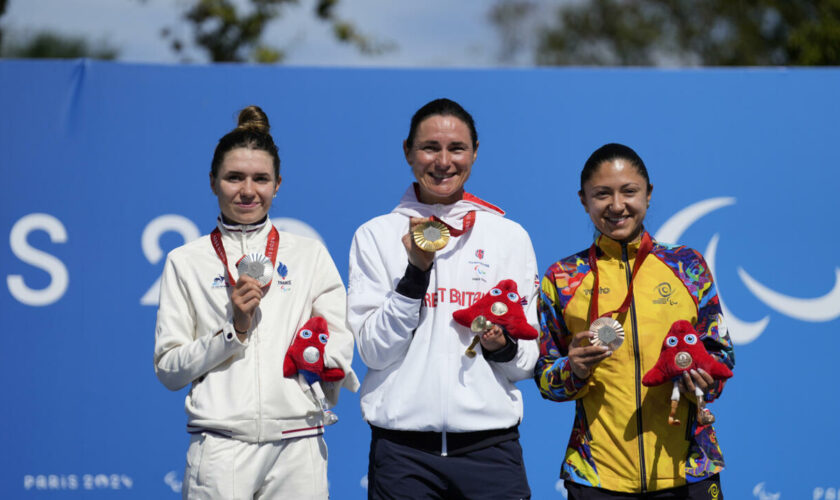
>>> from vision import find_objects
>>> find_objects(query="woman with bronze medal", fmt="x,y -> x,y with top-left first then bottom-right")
348,98 -> 539,499
536,144 -> 735,499
154,106 -> 358,499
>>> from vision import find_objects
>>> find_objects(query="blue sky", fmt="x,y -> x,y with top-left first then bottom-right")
3,0 -> 539,66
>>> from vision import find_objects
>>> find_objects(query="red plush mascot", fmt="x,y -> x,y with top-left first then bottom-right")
642,320 -> 732,426
452,279 -> 538,357
283,317 -> 345,424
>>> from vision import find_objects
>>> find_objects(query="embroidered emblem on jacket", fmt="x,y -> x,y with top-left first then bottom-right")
653,281 -> 678,305
211,274 -> 229,288
467,253 -> 490,282
277,261 -> 292,291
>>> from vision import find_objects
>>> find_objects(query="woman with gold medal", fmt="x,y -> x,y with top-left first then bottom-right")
348,98 -> 539,499
536,143 -> 735,499
153,106 -> 358,499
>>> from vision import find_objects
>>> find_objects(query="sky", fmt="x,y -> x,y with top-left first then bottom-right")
2,0 -> 543,67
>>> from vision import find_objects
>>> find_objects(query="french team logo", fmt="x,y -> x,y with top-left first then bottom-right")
475,249 -> 484,259
277,261 -> 292,291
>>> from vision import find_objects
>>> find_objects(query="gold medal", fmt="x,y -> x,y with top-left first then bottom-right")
412,220 -> 450,252
471,315 -> 492,333
490,302 -> 508,316
589,317 -> 625,351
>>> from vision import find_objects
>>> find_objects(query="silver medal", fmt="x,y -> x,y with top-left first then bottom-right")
236,252 -> 273,287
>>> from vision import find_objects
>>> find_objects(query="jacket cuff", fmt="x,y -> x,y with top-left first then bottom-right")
222,321 -> 250,346
395,262 -> 432,299
482,329 -> 518,363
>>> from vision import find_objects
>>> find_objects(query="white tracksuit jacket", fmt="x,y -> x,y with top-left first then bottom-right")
348,186 -> 539,433
154,217 -> 359,443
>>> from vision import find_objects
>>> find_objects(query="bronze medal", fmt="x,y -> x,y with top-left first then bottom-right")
412,220 -> 450,252
589,317 -> 625,351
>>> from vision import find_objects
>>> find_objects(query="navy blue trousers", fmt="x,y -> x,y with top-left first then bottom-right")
368,433 -> 531,500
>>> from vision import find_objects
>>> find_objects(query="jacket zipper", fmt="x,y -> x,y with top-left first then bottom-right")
243,230 -> 264,443
622,243 -> 647,492
433,255 -> 449,457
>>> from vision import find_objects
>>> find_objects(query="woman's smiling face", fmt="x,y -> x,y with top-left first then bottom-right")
580,159 -> 652,243
211,148 -> 280,225
404,114 -> 477,205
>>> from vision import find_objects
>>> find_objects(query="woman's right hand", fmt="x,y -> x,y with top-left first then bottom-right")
568,330 -> 612,379
401,217 -> 436,271
232,275 -> 263,340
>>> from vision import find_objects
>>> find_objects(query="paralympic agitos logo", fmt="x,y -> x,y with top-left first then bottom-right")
655,197 -> 840,345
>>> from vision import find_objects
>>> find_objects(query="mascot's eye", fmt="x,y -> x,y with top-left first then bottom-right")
300,329 -> 312,339
666,336 -> 678,347
319,333 -> 328,344
507,292 -> 519,302
489,288 -> 502,296
684,334 -> 698,345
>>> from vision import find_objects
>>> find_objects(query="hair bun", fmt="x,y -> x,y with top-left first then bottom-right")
236,105 -> 270,134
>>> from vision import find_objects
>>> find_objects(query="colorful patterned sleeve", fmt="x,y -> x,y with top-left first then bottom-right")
535,268 -> 589,402
689,250 -> 736,402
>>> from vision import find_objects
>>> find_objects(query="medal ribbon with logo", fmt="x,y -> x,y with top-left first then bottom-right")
586,231 -> 654,351
210,226 -> 280,288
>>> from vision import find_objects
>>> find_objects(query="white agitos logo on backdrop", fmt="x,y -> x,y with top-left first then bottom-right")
655,197 -> 840,344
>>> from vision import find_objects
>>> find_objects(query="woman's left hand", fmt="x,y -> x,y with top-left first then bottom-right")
678,368 -> 714,398
479,325 -> 507,352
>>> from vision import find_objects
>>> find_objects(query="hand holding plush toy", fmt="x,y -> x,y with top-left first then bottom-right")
642,320 -> 732,426
452,279 -> 538,357
283,317 -> 345,425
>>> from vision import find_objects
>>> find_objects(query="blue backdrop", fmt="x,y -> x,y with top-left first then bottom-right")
2,60 -> 839,499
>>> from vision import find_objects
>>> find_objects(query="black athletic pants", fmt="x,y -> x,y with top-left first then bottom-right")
367,426 -> 531,500
565,474 -> 722,500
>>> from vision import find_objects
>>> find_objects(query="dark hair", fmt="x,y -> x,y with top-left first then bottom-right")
210,105 -> 280,180
579,143 -> 651,194
405,98 -> 478,150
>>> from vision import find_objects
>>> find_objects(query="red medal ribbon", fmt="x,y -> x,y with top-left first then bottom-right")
587,232 -> 653,324
430,211 -> 476,237
210,225 -> 280,288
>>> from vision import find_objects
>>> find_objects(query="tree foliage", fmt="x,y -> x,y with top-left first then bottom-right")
160,0 -> 386,63
1,33 -> 118,59
490,0 -> 840,66
0,0 -> 118,60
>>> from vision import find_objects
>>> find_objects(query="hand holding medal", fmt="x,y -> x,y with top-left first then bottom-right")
402,217 -> 442,271
211,226 -> 280,336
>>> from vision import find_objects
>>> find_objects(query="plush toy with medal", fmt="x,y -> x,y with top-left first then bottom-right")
283,317 -> 346,425
452,279 -> 538,357
642,320 -> 733,426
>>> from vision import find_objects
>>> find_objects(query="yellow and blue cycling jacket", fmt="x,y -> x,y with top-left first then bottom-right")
536,231 -> 735,493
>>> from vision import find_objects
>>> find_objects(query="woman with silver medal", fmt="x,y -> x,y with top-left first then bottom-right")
535,144 -> 735,499
154,106 -> 358,499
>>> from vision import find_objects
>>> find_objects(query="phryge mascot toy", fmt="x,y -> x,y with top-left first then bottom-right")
452,279 -> 538,357
642,320 -> 733,426
283,316 -> 345,425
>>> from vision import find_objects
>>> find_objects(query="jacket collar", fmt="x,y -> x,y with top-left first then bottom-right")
216,214 -> 273,243
391,183 -> 505,225
595,229 -> 652,260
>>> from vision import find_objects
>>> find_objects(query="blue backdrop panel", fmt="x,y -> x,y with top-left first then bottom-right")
1,60 -> 838,499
